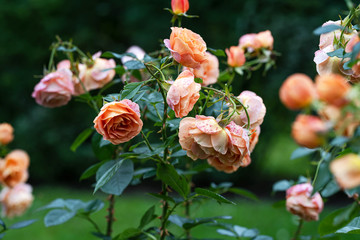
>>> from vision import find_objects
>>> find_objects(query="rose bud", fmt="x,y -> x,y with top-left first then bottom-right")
171,0 -> 189,15
0,150 -> 30,188
184,52 -> 219,86
286,183 -> 323,221
330,154 -> 360,189
225,46 -> 246,67
279,74 -> 317,110
164,27 -> 207,68
121,46 -> 147,83
93,99 -> 143,145
167,70 -> 201,118
315,74 -> 351,107
291,115 -> 327,149
230,91 -> 266,129
179,116 -> 250,173
238,33 -> 262,51
32,68 -> 74,108
256,30 -> 274,50
0,183 -> 34,218
0,123 -> 14,145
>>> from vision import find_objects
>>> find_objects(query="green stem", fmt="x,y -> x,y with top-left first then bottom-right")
160,184 -> 169,240
48,44 -> 59,71
141,130 -> 154,151
79,214 -> 102,233
106,195 -> 115,237
292,219 -> 303,240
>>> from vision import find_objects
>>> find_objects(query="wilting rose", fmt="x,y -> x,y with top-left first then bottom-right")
315,74 -> 351,107
179,116 -> 250,173
184,52 -> 219,86
32,68 -> 74,108
330,154 -> 360,189
0,183 -> 34,218
238,33 -> 262,51
171,0 -> 189,14
256,30 -> 274,50
121,46 -> 147,83
291,115 -> 327,149
0,123 -> 14,145
230,91 -> 266,129
167,70 -> 201,118
164,27 -> 207,68
93,99 -> 143,145
0,150 -> 30,188
225,46 -> 246,67
279,73 -> 317,110
286,183 -> 323,221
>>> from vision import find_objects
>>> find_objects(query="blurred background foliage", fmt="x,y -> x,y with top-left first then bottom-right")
0,0 -> 345,190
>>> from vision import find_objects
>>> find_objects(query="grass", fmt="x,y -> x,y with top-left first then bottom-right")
1,186 -> 333,240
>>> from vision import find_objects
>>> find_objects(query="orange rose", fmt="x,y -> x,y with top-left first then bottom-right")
0,150 -> 30,188
167,70 -> 201,118
279,73 -> 317,110
330,154 -> 360,189
315,74 -> 351,107
171,0 -> 189,14
164,27 -> 207,68
225,46 -> 246,67
93,99 -> 143,145
291,115 -> 327,149
0,123 -> 14,145
0,183 -> 34,218
184,52 -> 219,86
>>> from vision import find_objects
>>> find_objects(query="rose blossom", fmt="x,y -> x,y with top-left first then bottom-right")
315,74 -> 351,107
167,70 -> 201,118
164,27 -> 207,68
0,150 -> 30,188
0,183 -> 34,218
291,115 -> 327,149
249,126 -> 260,153
318,20 -> 342,50
93,99 -> 143,145
230,91 -> 266,129
32,68 -> 74,108
184,52 -> 219,86
179,116 -> 250,173
256,30 -> 274,50
330,154 -> 360,189
286,183 -> 323,221
171,0 -> 189,14
239,33 -> 262,51
225,46 -> 246,67
0,123 -> 14,145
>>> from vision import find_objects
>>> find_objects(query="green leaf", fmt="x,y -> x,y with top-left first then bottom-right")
95,159 -> 134,195
351,42 -> 360,63
327,49 -> 351,58
194,78 -> 203,84
313,160 -> 332,194
0,219 -> 6,230
92,133 -> 117,161
121,82 -> 143,100
44,209 -> 76,227
92,232 -> 112,240
148,193 -> 175,203
9,219 -> 37,229
70,128 -> 94,152
101,51 -> 136,59
330,137 -> 349,147
116,228 -> 142,240
290,147 -> 318,160
37,198 -> 66,211
272,180 -> 293,192
80,162 -> 103,181
56,46 -> 77,52
84,199 -> 104,213
336,217 -> 360,233
124,60 -> 145,70
114,66 -> 126,76
313,24 -> 343,35
182,216 -> 232,230
156,163 -> 189,199
139,205 -> 156,229
208,48 -> 226,57
195,188 -> 235,205
228,188 -> 259,201
321,179 -> 340,198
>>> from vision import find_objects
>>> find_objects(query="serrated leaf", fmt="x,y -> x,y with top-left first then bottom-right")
228,188 -> 259,201
313,24 -> 343,35
121,82 -> 143,100
80,162 -> 103,181
336,216 -> 360,233
290,147 -> 318,160
195,188 -> 235,205
124,60 -> 145,70
70,128 -> 94,152
157,163 -> 189,199
9,219 -> 37,229
139,205 -> 156,229
44,209 -> 76,227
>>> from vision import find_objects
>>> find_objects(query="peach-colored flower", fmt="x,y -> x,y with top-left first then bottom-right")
0,183 -> 34,218
164,27 -> 207,68
314,47 -> 343,76
179,116 -> 250,173
330,154 -> 360,189
121,46 -> 147,83
167,70 -> 201,118
230,91 -> 266,129
93,99 -> 143,145
249,126 -> 260,153
319,20 -> 342,50
0,123 -> 14,145
291,115 -> 327,149
225,46 -> 246,67
315,74 -> 351,107
286,183 -> 323,221
238,33 -> 262,51
256,30 -> 274,50
32,68 -> 74,108
184,52 -> 219,86
171,0 -> 189,14
0,150 -> 30,188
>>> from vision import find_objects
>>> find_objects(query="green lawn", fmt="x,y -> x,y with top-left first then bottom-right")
1,186 -> 328,240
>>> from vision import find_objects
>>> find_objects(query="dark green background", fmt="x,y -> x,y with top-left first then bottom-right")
0,0 -> 345,188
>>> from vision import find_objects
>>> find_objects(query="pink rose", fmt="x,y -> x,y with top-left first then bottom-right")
179,116 -> 250,173
319,21 -> 342,50
0,123 -> 14,145
164,27 -> 207,68
93,99 -> 143,145
167,70 -> 201,118
330,154 -> 360,189
256,30 -> 274,50
286,183 -> 323,221
0,183 -> 34,218
184,52 -> 219,86
239,33 -> 262,51
230,91 -> 266,129
32,68 -> 74,108
0,150 -> 30,188
225,46 -> 246,67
